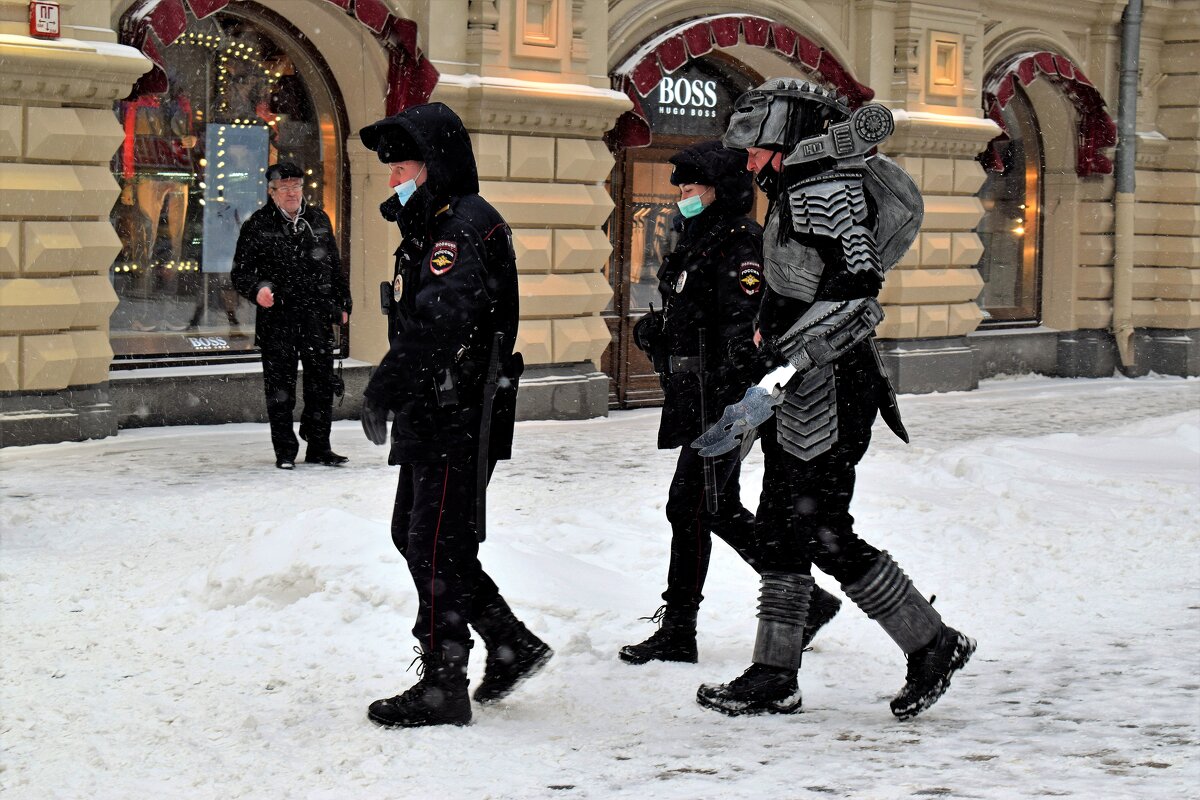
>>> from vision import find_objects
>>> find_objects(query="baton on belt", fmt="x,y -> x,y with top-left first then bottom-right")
697,330 -> 719,514
475,332 -> 504,542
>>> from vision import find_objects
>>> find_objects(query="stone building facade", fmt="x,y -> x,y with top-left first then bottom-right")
0,0 -> 1196,446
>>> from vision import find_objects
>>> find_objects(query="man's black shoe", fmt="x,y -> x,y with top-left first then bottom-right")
276,458 -> 296,470
470,599 -> 554,704
619,606 -> 698,664
890,624 -> 976,720
369,648 -> 472,728
696,663 -> 802,716
305,451 -> 349,466
473,638 -> 553,704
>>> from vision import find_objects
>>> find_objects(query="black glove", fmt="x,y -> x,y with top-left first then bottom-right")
360,397 -> 389,445
379,194 -> 402,223
632,305 -> 662,354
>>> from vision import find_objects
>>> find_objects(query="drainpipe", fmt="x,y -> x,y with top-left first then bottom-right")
1112,0 -> 1142,370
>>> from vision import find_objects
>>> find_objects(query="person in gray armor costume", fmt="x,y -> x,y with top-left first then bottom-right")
692,78 -> 975,720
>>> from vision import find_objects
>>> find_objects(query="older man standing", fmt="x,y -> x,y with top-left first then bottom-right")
232,162 -> 351,470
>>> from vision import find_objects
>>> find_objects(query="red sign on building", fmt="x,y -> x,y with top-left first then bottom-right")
29,1 -> 60,39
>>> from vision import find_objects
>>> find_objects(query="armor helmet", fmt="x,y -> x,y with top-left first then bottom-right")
723,78 -> 852,152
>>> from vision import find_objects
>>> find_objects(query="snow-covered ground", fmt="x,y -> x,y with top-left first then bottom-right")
2,374 -> 1198,800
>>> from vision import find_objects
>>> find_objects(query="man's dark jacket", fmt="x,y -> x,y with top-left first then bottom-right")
231,200 -> 350,352
651,209 -> 765,449
635,140 -> 767,450
360,102 -> 521,465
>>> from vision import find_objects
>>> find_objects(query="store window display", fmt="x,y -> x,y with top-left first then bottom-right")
109,11 -> 344,361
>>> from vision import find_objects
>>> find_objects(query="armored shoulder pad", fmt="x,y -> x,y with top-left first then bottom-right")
787,171 -> 869,241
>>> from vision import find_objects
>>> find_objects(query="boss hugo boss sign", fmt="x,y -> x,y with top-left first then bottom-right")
656,76 -> 719,118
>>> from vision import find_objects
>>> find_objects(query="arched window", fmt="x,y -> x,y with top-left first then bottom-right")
109,5 -> 345,361
975,84 -> 1042,324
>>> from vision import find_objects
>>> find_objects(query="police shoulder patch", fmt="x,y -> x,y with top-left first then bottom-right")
430,240 -> 458,275
738,262 -> 764,296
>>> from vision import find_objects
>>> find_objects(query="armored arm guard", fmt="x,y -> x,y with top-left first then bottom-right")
771,297 -> 884,374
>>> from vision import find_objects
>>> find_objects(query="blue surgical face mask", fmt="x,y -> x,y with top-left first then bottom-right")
676,189 -> 710,218
393,165 -> 426,206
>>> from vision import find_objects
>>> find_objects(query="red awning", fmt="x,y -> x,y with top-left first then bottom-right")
981,51 -> 1116,177
119,0 -> 438,114
609,15 -> 874,149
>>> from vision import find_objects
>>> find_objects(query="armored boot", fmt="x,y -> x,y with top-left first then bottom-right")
618,606 -> 698,664
470,599 -> 553,704
368,643 -> 472,728
696,573 -> 812,716
801,584 -> 842,650
842,551 -> 975,720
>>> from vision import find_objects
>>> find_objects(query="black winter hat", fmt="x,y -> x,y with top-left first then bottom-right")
265,162 -> 304,182
359,117 -> 424,164
668,141 -> 755,216
359,103 -> 479,198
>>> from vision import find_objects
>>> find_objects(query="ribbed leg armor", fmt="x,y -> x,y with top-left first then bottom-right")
841,551 -> 941,655
752,572 -> 815,670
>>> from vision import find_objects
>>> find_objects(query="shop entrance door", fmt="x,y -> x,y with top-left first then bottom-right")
602,137 -> 694,408
603,54 -> 762,408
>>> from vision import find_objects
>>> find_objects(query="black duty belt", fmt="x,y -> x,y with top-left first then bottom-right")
668,355 -> 703,374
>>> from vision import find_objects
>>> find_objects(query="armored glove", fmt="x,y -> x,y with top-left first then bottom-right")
360,397 -> 389,445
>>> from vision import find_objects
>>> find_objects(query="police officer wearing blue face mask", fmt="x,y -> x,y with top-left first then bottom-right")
620,140 -> 843,667
357,102 -> 549,729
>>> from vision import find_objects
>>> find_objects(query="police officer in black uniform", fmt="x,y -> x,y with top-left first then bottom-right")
619,141 -> 842,665
358,102 -> 551,728
232,162 -> 351,470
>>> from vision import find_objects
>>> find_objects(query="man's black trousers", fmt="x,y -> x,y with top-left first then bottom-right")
261,342 -> 334,460
661,445 -> 760,611
390,458 -> 506,652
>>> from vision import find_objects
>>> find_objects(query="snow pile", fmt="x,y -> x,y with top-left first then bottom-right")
1,375 -> 1198,799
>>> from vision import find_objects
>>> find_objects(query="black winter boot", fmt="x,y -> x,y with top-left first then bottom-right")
696,663 -> 802,716
305,449 -> 349,466
841,551 -> 975,719
890,624 -> 976,720
470,600 -> 553,704
801,584 -> 842,650
368,645 -> 472,728
618,606 -> 698,664
697,572 -> 811,716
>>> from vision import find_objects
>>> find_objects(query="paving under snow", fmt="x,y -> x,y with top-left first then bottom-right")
2,374 -> 1198,799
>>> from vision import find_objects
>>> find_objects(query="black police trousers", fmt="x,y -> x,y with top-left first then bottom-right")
262,342 -> 334,460
390,458 -> 506,653
661,445 -> 760,611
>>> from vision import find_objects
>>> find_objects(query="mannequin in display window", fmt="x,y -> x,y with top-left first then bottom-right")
117,88 -> 197,331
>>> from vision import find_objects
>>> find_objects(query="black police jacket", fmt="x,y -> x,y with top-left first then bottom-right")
365,190 -> 520,465
362,102 -> 522,465
646,207 -> 765,449
231,200 -> 350,352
